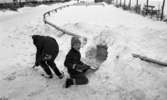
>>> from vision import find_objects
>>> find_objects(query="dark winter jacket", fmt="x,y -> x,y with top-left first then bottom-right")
32,35 -> 59,65
64,48 -> 84,75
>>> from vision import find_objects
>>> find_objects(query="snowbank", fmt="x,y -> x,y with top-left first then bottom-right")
0,10 -> 18,17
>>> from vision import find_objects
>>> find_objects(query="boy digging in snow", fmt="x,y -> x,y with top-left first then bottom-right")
64,37 -> 91,88
32,35 -> 64,79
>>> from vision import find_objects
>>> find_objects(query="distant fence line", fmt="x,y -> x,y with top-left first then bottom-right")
112,0 -> 167,21
43,2 -> 105,37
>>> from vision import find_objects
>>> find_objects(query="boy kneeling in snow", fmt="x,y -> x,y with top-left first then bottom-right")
32,35 -> 64,79
64,37 -> 91,88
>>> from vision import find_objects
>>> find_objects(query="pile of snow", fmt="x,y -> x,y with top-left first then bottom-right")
0,10 -> 18,17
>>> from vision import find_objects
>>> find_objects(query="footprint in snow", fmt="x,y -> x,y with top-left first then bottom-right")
28,89 -> 44,97
3,72 -> 17,81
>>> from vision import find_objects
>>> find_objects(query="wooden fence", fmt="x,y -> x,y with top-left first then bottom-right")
43,2 -> 104,38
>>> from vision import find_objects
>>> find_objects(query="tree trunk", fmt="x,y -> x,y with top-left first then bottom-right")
124,0 -> 126,8
128,0 -> 131,9
116,0 -> 118,5
136,0 -> 138,12
120,0 -> 122,6
146,0 -> 149,15
19,0 -> 21,7
161,0 -> 166,20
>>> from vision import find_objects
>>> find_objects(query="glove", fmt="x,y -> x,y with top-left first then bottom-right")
75,64 -> 90,72
32,63 -> 39,68
42,54 -> 52,61
32,60 -> 40,68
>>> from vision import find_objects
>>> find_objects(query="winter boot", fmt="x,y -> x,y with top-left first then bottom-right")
65,78 -> 73,88
58,72 -> 64,79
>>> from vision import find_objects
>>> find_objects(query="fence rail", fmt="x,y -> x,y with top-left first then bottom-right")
43,2 -> 105,38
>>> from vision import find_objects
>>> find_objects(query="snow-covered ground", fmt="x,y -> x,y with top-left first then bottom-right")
1,1 -> 167,100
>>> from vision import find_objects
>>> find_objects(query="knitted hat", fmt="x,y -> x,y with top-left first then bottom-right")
71,36 -> 81,47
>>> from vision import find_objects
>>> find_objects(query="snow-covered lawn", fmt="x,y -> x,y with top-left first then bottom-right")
1,1 -> 167,100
